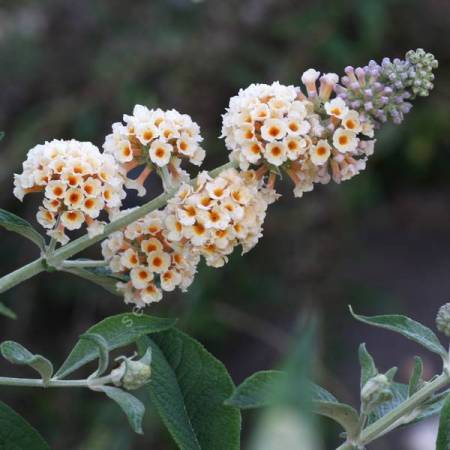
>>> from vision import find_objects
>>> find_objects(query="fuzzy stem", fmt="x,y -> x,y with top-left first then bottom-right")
61,259 -> 109,269
0,258 -> 47,294
359,372 -> 450,445
0,161 -> 237,295
0,374 -> 114,388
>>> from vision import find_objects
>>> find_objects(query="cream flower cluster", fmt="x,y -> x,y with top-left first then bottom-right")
165,168 -> 277,268
221,80 -> 376,197
103,105 -> 206,195
101,209 -> 200,308
14,139 -> 126,244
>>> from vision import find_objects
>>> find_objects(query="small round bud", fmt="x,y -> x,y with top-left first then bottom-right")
361,374 -> 389,403
361,373 -> 392,414
436,303 -> 450,336
121,360 -> 152,390
112,348 -> 152,391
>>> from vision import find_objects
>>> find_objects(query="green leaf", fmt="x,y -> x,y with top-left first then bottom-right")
0,301 -> 16,319
63,266 -> 126,296
56,313 -> 176,379
436,393 -> 450,450
225,369 -> 359,439
385,366 -> 398,382
80,333 -> 109,376
359,343 -> 378,388
349,306 -> 447,360
225,370 -> 286,409
226,370 -> 339,409
311,383 -> 338,403
313,402 -> 360,440
0,208 -> 45,250
101,386 -> 145,434
408,356 -> 424,396
137,330 -> 241,450
0,401 -> 50,449
0,341 -> 53,384
0,131 -> 4,142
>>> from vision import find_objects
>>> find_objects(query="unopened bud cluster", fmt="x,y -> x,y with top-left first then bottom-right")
436,303 -> 450,337
361,374 -> 392,411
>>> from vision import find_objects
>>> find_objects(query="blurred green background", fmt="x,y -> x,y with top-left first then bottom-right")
0,0 -> 449,449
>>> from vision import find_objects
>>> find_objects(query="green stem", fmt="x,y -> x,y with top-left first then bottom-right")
0,374 -> 114,388
46,215 -> 61,256
0,258 -> 46,294
0,161 -> 237,295
359,372 -> 450,445
61,259 -> 108,269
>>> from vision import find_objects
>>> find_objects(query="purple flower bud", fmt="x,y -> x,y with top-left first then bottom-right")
364,102 -> 373,111
364,89 -> 373,97
344,66 -> 354,75
373,82 -> 383,91
401,102 -> 412,113
355,67 -> 366,79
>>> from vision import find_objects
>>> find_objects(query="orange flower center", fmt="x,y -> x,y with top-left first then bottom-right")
53,186 -> 63,196
143,131 -> 154,141
155,148 -> 165,158
268,126 -> 280,137
271,146 -> 282,156
345,120 -> 355,129
69,192 -> 81,203
153,257 -> 162,267
338,135 -> 348,145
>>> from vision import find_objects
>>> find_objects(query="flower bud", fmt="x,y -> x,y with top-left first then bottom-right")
436,303 -> 450,337
361,374 -> 392,411
111,348 -> 152,391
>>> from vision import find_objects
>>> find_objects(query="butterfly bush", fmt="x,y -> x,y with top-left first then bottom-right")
0,48 -> 444,450
14,139 -> 126,244
10,49 -> 437,307
103,105 -> 206,194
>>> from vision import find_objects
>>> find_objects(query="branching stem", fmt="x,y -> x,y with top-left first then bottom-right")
0,161 -> 237,295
